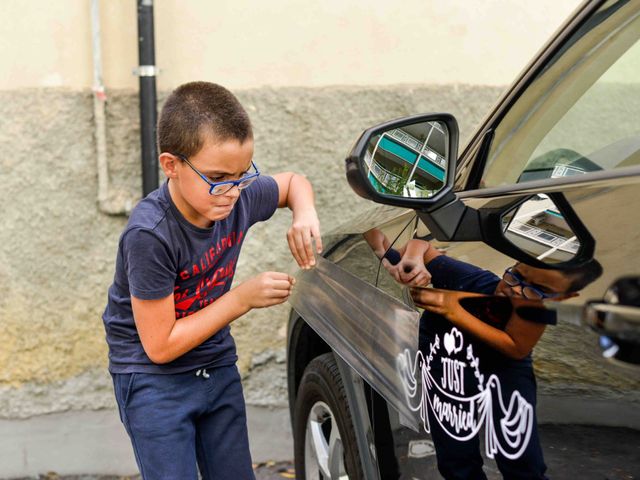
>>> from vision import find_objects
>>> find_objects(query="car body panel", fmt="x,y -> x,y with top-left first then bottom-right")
289,251 -> 421,430
288,0 -> 640,477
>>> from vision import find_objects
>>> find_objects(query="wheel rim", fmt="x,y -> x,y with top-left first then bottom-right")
304,400 -> 349,480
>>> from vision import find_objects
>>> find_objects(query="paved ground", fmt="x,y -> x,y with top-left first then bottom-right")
0,406 -> 293,478
253,462 -> 296,480
393,424 -> 639,479
8,461 -> 296,480
6,425 -> 639,479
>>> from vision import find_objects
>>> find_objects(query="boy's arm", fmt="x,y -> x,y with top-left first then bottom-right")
363,228 -> 391,258
273,172 -> 322,269
132,271 -> 294,364
410,288 -> 546,359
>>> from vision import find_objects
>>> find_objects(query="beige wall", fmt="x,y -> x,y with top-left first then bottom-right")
1,0 -> 582,91
0,0 -> 589,415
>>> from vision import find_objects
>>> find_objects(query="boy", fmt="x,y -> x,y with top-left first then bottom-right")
102,82 -> 322,479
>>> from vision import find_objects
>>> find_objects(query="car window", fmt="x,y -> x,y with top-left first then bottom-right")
480,0 -> 640,188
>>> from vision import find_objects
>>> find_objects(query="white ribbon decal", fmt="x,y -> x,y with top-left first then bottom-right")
396,327 -> 534,460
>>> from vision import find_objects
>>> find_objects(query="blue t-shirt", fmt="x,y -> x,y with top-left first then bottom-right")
103,176 -> 279,374
426,254 -> 499,295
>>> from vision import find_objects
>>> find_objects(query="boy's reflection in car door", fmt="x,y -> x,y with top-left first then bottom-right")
363,228 -> 602,479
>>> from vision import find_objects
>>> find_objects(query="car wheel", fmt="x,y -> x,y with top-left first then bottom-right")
294,352 -> 365,480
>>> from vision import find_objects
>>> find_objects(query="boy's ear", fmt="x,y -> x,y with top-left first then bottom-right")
159,153 -> 179,179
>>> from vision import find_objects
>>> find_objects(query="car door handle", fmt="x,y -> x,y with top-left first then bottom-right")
584,302 -> 640,342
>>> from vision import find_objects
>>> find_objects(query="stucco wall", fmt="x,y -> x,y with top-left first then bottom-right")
0,84 -> 504,417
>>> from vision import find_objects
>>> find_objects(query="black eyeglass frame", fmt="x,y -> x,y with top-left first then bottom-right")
502,266 -> 565,300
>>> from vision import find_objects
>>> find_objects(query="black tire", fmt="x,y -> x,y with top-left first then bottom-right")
293,352 -> 365,480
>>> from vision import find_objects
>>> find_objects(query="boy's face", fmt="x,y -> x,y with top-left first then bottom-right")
163,134 -> 254,228
494,262 -> 576,301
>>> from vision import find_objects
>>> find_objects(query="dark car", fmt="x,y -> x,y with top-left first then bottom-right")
287,1 -> 640,478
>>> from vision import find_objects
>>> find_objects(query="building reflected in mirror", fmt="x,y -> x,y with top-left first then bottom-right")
364,121 -> 448,198
502,194 -> 581,263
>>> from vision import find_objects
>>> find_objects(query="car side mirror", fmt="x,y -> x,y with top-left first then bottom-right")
346,114 -> 597,269
346,113 -> 459,209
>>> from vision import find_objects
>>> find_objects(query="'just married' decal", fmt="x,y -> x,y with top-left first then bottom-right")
396,327 -> 534,460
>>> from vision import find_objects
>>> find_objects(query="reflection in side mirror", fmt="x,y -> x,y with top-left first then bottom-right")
501,194 -> 581,264
364,121 -> 449,199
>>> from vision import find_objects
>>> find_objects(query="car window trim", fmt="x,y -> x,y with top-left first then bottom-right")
457,164 -> 640,199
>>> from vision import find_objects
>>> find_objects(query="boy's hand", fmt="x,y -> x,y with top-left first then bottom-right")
235,272 -> 295,309
287,208 -> 322,269
387,256 -> 432,287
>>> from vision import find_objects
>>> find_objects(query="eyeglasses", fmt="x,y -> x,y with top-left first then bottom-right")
174,153 -> 260,195
502,267 -> 564,300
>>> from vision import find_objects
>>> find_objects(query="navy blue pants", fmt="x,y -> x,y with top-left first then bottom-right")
112,364 -> 255,480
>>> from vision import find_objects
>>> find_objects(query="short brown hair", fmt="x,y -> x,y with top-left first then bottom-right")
157,82 -> 253,157
565,258 -> 603,292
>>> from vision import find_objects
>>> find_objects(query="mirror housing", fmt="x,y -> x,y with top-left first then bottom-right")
346,113 -> 459,209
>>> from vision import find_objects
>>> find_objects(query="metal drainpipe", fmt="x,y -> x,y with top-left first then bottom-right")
136,0 -> 159,197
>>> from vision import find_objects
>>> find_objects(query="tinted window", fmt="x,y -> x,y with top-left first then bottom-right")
481,0 -> 640,187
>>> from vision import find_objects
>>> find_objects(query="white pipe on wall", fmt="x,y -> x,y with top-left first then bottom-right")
91,0 -> 130,215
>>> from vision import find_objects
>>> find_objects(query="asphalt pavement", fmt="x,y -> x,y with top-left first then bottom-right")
6,424 -> 639,479
393,424 -> 639,479
8,461 -> 295,480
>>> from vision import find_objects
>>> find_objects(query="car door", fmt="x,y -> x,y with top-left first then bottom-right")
361,0 -> 640,477
290,1 -> 640,478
